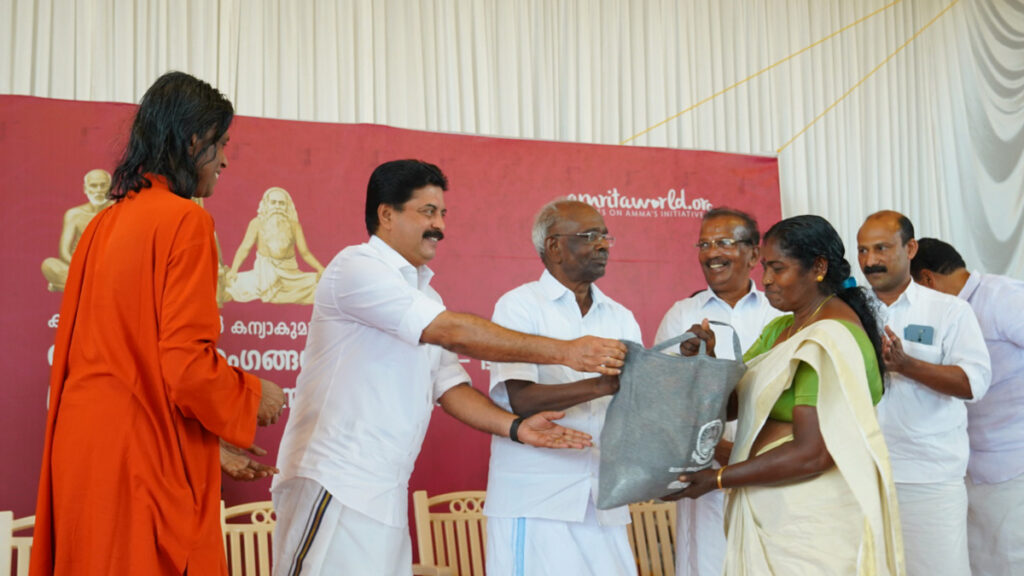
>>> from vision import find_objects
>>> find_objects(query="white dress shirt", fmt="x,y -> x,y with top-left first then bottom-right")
484,270 -> 643,526
654,281 -> 783,359
960,271 -> 1024,484
874,281 -> 992,483
273,235 -> 469,527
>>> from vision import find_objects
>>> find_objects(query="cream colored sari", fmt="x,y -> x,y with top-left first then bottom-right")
724,320 -> 904,575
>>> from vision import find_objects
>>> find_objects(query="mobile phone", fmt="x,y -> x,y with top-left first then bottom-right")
904,324 -> 934,345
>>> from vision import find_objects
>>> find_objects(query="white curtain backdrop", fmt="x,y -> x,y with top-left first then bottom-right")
2,0 -> 1022,276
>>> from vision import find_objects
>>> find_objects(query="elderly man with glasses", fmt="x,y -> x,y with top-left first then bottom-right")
484,198 -> 643,575
655,207 -> 782,576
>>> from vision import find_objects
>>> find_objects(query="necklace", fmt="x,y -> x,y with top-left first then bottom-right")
785,293 -> 835,339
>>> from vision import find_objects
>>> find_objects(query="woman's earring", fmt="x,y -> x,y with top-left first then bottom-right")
816,275 -> 824,282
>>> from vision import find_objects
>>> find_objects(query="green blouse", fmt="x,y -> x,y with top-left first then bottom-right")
742,316 -> 883,422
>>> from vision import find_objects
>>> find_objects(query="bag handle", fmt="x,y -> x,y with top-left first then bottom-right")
651,320 -> 742,358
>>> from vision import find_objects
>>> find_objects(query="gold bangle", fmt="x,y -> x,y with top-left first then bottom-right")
716,466 -> 727,490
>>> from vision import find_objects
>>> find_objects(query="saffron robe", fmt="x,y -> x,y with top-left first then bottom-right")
30,178 -> 262,575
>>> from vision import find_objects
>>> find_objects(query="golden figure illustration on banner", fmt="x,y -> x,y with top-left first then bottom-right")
226,187 -> 324,305
41,169 -> 112,291
192,196 -> 233,307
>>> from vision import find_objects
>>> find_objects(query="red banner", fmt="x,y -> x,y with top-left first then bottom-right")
0,95 -> 779,523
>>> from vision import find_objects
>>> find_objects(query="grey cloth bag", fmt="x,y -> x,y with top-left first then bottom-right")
597,320 -> 746,509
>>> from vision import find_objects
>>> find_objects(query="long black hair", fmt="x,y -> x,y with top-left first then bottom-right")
111,71 -> 234,200
763,215 -> 886,378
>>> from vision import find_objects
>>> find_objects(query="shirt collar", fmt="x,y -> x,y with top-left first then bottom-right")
703,279 -> 759,309
368,235 -> 435,289
879,278 -> 919,308
959,270 -> 982,302
538,268 -> 610,308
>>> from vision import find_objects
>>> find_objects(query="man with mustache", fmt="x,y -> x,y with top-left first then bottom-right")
271,162 -> 628,576
654,207 -> 781,576
857,210 -> 991,576
483,199 -> 642,575
911,237 -> 1024,576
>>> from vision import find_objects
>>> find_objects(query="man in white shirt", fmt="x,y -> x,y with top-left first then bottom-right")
654,207 -> 781,576
271,160 -> 628,576
485,199 -> 642,576
857,211 -> 991,576
911,237 -> 1024,576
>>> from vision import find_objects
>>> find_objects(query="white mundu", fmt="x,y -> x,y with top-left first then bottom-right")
485,270 -> 642,576
874,281 -> 991,576
654,282 -> 781,576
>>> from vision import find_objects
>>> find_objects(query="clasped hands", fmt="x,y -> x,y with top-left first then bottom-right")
881,326 -> 912,374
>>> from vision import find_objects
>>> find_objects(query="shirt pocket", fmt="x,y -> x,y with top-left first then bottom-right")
902,339 -> 942,365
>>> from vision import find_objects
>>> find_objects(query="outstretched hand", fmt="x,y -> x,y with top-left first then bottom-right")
567,336 -> 627,375
220,439 -> 279,481
516,411 -> 593,450
679,319 -> 716,357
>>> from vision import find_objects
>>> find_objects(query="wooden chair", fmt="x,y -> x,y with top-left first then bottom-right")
1,511 -> 34,576
412,563 -> 455,576
412,490 -> 487,576
0,505 -> 272,576
627,500 -> 677,576
0,511 -> 10,576
221,500 -> 275,576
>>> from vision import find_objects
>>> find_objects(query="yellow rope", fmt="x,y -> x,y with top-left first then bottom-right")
777,0 -> 960,153
619,0 -> 905,146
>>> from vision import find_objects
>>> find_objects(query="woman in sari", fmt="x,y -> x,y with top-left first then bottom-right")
674,215 -> 904,575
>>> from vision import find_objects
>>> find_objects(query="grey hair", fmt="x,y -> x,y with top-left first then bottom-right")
258,186 -> 299,222
531,197 -> 576,256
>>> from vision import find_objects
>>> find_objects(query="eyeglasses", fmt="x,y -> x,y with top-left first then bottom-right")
549,232 -> 616,246
695,238 -> 752,251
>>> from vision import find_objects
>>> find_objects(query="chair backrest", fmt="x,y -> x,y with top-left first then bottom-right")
1,499 -> 675,576
412,490 -> 487,576
1,512 -> 34,576
221,500 -> 276,576
627,500 -> 677,576
0,511 -> 10,576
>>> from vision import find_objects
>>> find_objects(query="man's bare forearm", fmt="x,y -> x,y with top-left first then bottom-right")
438,383 -> 514,437
422,311 -> 625,375
505,376 -> 617,417
423,311 -> 567,365
897,360 -> 972,399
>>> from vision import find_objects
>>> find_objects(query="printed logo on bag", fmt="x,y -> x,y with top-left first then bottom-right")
569,188 -> 712,218
692,419 -> 724,465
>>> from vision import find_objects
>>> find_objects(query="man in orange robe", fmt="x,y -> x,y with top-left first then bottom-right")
31,72 -> 280,575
